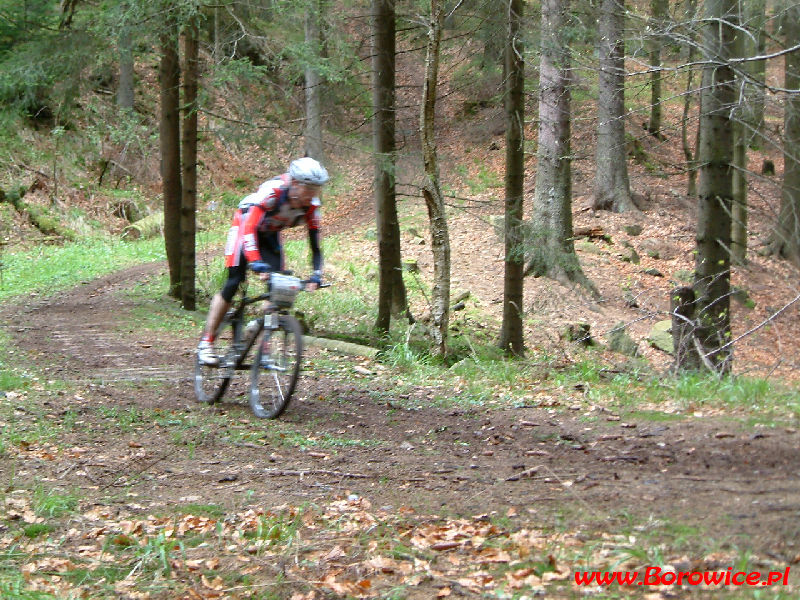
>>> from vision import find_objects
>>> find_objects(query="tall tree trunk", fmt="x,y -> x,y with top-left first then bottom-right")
117,21 -> 135,112
692,0 -> 737,373
646,0 -> 668,138
731,6 -> 748,264
213,6 -> 221,64
420,0 -> 451,357
498,0 -> 525,356
304,0 -> 324,161
731,120 -> 748,264
372,0 -> 407,333
528,0 -> 594,293
681,0 -> 699,197
594,0 -> 637,213
742,0 -> 767,147
181,18 -> 199,311
768,2 -> 800,265
159,21 -> 182,299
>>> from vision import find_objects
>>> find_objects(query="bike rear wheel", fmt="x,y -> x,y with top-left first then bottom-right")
194,314 -> 239,404
249,314 -> 303,418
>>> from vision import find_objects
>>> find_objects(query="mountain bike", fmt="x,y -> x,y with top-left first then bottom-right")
194,273 -> 325,419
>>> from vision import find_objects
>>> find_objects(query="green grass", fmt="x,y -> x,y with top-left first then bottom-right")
33,487 -> 79,518
0,330 -> 31,393
270,425 -> 379,451
0,237 -> 165,302
180,503 -> 226,519
0,569 -> 60,599
0,366 -> 28,392
60,565 -> 128,589
22,523 -> 55,539
243,509 -> 304,548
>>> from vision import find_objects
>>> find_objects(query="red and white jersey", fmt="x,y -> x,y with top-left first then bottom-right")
224,174 -> 321,268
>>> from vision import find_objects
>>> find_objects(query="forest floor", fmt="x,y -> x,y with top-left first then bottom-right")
1,257 -> 800,599
2,46 -> 800,599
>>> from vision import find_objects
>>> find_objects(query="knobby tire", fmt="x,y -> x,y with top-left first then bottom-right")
194,314 -> 238,404
249,314 -> 303,419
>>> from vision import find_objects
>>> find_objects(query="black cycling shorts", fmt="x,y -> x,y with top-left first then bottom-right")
220,244 -> 282,302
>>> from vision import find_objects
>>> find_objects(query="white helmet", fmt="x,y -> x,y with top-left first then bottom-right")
288,157 -> 329,185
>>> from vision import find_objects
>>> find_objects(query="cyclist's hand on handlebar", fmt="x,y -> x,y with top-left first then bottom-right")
250,261 -> 271,281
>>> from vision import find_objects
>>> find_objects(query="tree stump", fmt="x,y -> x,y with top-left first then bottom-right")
562,322 -> 594,346
671,286 -> 701,371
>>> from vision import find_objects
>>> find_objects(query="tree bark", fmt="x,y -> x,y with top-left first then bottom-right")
731,118 -> 748,264
742,0 -> 767,147
768,2 -> 800,265
593,0 -> 637,213
731,8 -> 748,265
671,286 -> 701,371
527,0 -> 594,293
304,0 -> 324,161
420,0 -> 451,357
498,0 -> 525,356
693,0 -> 737,373
181,18 -> 199,311
213,6 -> 221,64
681,0 -> 700,198
646,0 -> 668,138
159,21 -> 183,299
372,0 -> 408,333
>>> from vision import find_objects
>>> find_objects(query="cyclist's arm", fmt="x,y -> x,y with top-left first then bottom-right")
306,200 -> 323,283
242,204 -> 267,264
308,228 -> 323,274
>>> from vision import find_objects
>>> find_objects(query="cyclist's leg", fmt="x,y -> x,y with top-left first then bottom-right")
202,261 -> 247,339
247,240 -> 282,364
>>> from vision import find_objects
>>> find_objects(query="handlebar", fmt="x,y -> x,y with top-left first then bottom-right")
241,276 -> 330,307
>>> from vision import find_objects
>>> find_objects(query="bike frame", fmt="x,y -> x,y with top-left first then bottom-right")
221,276 -> 321,373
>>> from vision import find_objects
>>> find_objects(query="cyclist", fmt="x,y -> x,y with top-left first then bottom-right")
197,157 -> 329,366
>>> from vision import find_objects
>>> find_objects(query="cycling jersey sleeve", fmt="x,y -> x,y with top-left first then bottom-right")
241,203 -> 267,264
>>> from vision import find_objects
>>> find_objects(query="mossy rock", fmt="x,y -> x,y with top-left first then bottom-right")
647,320 -> 673,353
607,322 -> 639,356
576,240 -> 602,254
620,247 -> 640,264
624,224 -> 643,236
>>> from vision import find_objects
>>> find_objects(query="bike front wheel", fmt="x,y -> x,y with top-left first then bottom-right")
194,314 -> 239,404
249,314 -> 303,418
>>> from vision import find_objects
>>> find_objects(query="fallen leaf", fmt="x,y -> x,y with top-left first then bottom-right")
431,541 -> 462,551
201,574 -> 224,590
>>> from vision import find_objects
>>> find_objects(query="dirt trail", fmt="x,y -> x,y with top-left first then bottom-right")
3,264 -> 800,566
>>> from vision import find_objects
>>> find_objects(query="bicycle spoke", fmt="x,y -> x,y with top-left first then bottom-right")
249,315 -> 303,418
